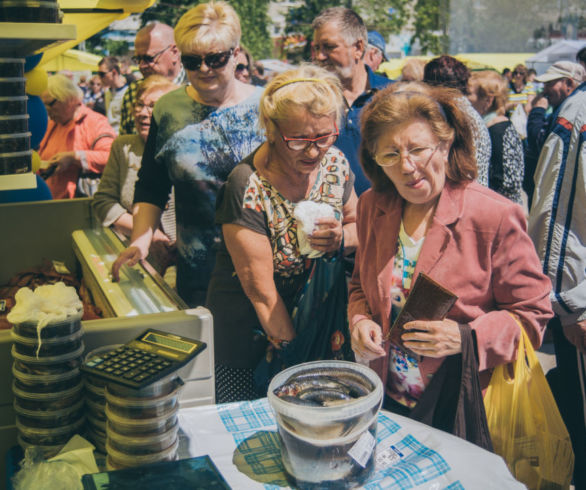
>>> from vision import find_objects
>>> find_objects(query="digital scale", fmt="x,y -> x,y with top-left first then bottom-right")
81,329 -> 207,390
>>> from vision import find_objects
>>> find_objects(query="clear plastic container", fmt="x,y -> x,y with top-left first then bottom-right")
0,58 -> 25,78
12,362 -> 81,393
12,329 -> 84,357
0,96 -> 26,116
13,315 -> 82,339
12,357 -> 82,376
106,438 -> 178,470
14,398 -> 84,428
0,149 -> 31,174
11,342 -> 85,364
0,132 -> 30,153
84,378 -> 105,400
106,422 -> 178,455
16,416 -> 85,448
267,361 -> 383,489
105,378 -> 182,419
87,427 -> 106,454
87,412 -> 107,434
17,434 -> 62,458
13,379 -> 84,411
85,396 -> 106,419
0,114 -> 28,134
0,1 -> 62,23
0,78 -> 25,97
105,404 -> 178,436
106,373 -> 180,399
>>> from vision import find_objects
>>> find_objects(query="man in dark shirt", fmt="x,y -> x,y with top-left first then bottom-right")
311,7 -> 392,196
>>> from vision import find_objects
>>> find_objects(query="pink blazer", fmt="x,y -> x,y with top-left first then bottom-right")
348,181 -> 553,389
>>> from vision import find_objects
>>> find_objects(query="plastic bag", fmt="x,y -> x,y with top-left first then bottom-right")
484,318 -> 574,489
510,104 -> 528,139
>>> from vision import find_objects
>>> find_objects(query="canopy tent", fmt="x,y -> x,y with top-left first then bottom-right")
379,53 -> 533,80
41,49 -> 102,72
525,40 -> 586,74
38,0 -> 156,67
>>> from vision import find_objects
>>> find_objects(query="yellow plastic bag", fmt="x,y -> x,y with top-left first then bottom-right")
484,320 -> 574,489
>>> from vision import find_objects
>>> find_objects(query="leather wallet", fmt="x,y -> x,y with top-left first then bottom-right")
385,272 -> 458,359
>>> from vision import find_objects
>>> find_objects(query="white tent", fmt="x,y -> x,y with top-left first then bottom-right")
526,40 -> 586,74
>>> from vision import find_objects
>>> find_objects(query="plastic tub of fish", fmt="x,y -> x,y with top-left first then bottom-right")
16,416 -> 85,449
87,412 -> 107,433
13,379 -> 84,411
105,378 -> 182,419
12,329 -> 84,357
105,437 -> 179,470
0,96 -> 26,116
105,404 -> 178,436
85,377 -> 105,401
87,427 -> 107,454
268,360 -> 383,489
11,342 -> 85,364
12,362 -> 81,393
12,357 -> 82,376
0,1 -> 62,23
14,398 -> 84,428
0,115 -> 28,134
0,150 -> 31,174
12,315 -> 82,339
17,434 -> 63,459
106,422 -> 178,455
106,373 -> 180,399
0,58 -> 25,78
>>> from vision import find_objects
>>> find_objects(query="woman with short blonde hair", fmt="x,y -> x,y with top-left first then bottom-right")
206,65 -> 358,402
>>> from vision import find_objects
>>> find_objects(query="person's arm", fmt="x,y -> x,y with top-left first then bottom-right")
77,114 -> 116,174
111,202 -> 163,281
310,190 -> 358,255
223,223 -> 296,344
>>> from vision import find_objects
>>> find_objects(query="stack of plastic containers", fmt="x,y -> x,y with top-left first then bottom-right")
0,58 -> 30,176
83,346 -> 121,454
11,314 -> 86,457
104,373 -> 183,470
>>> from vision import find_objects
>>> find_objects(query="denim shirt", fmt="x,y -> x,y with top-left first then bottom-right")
335,66 -> 392,196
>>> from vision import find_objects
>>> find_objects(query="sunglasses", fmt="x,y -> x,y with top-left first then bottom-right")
236,63 -> 249,72
132,45 -> 172,65
181,48 -> 234,71
45,98 -> 58,108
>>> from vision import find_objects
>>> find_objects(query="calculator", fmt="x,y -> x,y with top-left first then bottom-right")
81,329 -> 207,389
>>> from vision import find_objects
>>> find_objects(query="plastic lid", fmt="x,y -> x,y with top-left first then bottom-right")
106,437 -> 178,467
105,403 -> 178,429
0,132 -> 31,140
0,96 -> 27,101
105,378 -> 183,408
106,420 -> 178,447
0,114 -> 28,120
16,414 -> 85,437
0,77 -> 26,82
0,150 -> 32,158
11,327 -> 83,345
0,58 -> 25,63
12,362 -> 80,384
14,398 -> 84,418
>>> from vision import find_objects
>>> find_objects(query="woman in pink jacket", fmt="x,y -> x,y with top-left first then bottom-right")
39,74 -> 115,199
349,83 -> 553,415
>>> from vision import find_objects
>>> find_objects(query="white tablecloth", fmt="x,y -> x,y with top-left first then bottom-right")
178,398 -> 523,489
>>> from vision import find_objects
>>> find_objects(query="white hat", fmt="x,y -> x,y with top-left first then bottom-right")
535,61 -> 585,83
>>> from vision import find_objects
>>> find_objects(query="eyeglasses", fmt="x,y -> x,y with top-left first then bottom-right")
135,101 -> 156,113
375,143 -> 441,168
132,45 -> 172,65
512,71 -> 523,77
235,63 -> 249,72
280,122 -> 339,151
181,48 -> 234,71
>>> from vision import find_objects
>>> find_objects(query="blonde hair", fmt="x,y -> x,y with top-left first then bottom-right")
259,64 -> 344,141
174,1 -> 241,54
47,73 -> 83,102
360,82 -> 476,192
401,59 -> 426,82
469,70 -> 508,115
136,74 -> 178,101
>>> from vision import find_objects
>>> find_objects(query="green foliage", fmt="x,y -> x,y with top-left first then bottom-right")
411,0 -> 449,55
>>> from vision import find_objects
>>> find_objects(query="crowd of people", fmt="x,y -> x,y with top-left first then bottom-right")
22,2 -> 586,485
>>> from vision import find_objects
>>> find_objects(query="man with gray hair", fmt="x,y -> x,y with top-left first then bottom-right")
119,22 -> 186,135
312,7 -> 392,196
524,61 -> 585,207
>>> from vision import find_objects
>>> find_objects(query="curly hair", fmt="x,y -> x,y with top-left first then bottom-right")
423,55 -> 471,95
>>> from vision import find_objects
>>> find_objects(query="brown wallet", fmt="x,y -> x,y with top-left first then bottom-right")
385,272 -> 458,359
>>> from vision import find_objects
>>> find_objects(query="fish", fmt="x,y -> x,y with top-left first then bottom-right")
297,387 -> 351,404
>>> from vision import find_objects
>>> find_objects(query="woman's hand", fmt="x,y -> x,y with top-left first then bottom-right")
351,319 -> 386,361
111,246 -> 144,282
309,217 -> 343,253
402,319 -> 462,357
48,152 -> 80,173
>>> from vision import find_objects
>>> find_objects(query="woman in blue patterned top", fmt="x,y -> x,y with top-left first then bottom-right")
111,1 -> 264,307
206,65 -> 358,402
